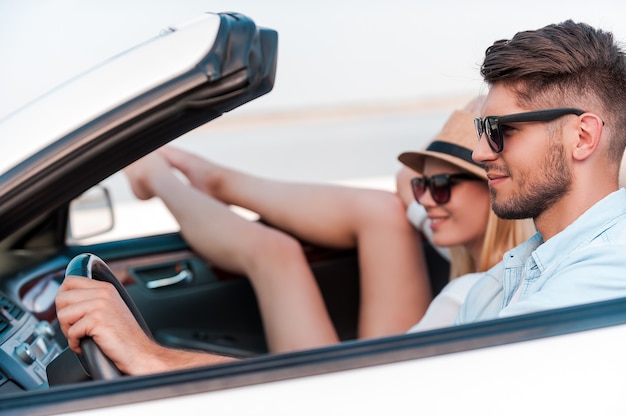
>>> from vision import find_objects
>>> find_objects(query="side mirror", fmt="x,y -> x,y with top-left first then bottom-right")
67,186 -> 115,242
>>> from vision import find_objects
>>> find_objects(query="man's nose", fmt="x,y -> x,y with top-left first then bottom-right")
472,132 -> 497,164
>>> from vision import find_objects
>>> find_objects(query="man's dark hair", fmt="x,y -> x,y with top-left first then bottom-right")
481,20 -> 626,161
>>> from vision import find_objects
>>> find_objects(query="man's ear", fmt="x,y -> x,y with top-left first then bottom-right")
572,113 -> 604,161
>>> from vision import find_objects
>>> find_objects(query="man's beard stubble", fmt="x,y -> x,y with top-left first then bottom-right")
490,141 -> 572,220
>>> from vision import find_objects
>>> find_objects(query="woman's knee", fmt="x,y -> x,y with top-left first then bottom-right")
245,225 -> 304,269
356,190 -> 409,231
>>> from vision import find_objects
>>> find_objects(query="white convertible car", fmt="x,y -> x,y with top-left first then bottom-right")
0,11 -> 625,416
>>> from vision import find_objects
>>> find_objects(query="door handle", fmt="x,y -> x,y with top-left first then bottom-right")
145,268 -> 193,289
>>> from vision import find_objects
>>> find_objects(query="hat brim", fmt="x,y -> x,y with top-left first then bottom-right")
398,150 -> 487,180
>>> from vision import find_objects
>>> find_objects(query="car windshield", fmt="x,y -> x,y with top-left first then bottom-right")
0,14 -> 220,177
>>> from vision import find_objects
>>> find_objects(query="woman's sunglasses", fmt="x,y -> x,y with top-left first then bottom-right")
473,107 -> 585,153
411,173 -> 483,205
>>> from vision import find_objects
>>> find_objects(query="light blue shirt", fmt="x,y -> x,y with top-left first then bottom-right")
456,188 -> 626,324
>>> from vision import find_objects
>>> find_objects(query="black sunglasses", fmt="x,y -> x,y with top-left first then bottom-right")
411,173 -> 482,205
474,108 -> 585,153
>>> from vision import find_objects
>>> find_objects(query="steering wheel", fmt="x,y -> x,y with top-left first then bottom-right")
64,253 -> 153,380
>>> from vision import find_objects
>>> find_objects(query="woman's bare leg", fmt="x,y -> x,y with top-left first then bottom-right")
352,193 -> 431,337
161,146 -> 432,337
124,152 -> 338,352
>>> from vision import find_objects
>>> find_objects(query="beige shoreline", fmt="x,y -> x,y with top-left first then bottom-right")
197,93 -> 474,131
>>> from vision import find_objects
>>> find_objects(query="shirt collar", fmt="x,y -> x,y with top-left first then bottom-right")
532,188 -> 626,271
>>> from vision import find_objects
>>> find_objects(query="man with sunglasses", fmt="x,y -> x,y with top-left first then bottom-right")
455,20 -> 626,324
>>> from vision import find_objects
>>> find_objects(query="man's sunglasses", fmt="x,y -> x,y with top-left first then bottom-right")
411,173 -> 483,205
473,108 -> 585,153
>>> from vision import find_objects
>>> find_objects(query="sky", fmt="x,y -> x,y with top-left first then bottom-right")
1,0 -> 626,119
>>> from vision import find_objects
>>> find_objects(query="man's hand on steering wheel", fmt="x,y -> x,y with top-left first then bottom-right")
55,254 -> 158,377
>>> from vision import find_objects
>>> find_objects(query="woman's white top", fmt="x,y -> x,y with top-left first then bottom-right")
407,272 -> 482,333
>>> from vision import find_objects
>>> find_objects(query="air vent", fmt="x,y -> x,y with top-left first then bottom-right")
0,294 -> 24,338
0,294 -> 24,320
0,316 -> 9,338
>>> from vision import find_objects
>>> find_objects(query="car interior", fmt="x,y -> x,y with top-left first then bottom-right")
1,184 -> 451,388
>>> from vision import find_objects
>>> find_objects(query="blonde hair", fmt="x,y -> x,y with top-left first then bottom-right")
448,210 -> 535,279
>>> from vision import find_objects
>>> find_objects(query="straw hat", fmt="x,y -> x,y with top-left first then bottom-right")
398,109 -> 486,179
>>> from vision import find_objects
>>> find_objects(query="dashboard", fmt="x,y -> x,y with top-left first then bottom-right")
0,290 -> 63,392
